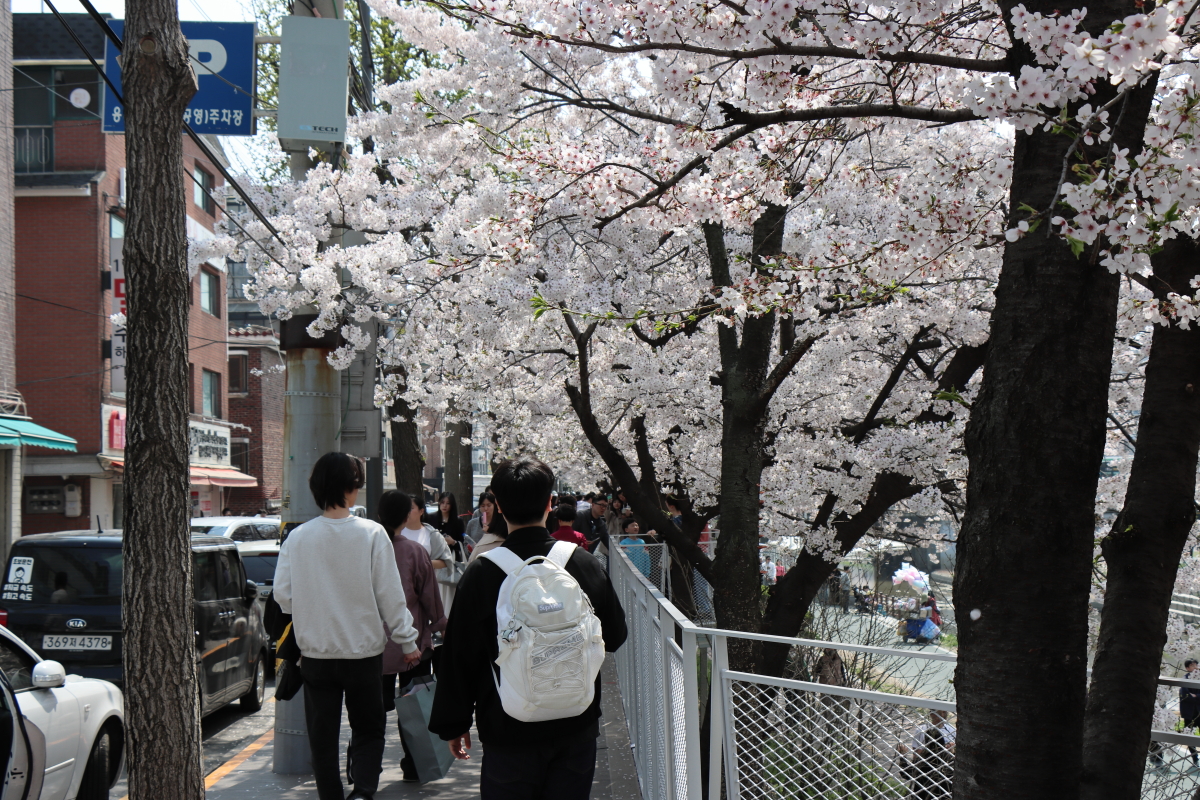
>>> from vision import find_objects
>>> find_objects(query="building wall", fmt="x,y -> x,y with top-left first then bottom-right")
226,345 -> 284,514
0,2 -> 15,393
15,116 -> 230,535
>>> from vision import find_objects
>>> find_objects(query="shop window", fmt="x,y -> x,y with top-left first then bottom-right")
231,440 -> 250,474
200,270 -> 219,317
202,370 -> 220,418
228,354 -> 248,394
193,167 -> 215,215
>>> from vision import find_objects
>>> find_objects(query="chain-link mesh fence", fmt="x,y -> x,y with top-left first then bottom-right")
609,535 -> 1197,800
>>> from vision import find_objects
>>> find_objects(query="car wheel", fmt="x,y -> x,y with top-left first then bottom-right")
241,654 -> 265,712
77,729 -> 111,800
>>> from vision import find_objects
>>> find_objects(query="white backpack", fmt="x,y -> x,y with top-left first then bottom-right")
481,541 -> 606,722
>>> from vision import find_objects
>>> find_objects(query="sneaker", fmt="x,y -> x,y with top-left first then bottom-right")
347,791 -> 375,800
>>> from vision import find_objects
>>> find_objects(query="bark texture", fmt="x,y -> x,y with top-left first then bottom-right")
952,10 -> 1157,792
121,1 -> 201,797
385,368 -> 425,498
1081,236 -> 1200,800
443,418 -> 473,505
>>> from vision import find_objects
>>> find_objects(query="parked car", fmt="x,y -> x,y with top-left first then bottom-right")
236,540 -> 280,667
191,516 -> 281,543
0,531 -> 269,719
0,624 -> 123,800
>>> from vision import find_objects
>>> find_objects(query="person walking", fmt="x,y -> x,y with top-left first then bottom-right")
467,510 -> 508,564
426,491 -> 468,560
573,495 -> 609,553
839,567 -> 853,613
378,490 -> 447,782
551,503 -> 590,547
430,456 -> 627,799
1182,658 -> 1200,769
273,452 -> 421,800
466,492 -> 497,544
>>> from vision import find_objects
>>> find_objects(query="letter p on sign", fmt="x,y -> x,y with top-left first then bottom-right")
189,39 -> 227,76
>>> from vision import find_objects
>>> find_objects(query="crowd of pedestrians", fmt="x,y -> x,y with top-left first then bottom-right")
271,452 -> 632,800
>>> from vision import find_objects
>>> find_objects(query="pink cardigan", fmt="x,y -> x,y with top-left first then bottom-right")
382,534 -> 447,674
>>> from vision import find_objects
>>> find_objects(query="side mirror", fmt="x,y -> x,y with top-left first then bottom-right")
244,579 -> 259,602
32,661 -> 66,689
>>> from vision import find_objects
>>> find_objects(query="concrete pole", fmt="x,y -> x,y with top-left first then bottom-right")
274,0 -> 346,775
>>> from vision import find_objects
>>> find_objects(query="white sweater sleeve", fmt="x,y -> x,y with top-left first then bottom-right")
373,531 -> 419,653
273,537 -> 292,614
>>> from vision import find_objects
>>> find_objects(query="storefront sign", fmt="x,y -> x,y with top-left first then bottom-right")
189,422 -> 231,467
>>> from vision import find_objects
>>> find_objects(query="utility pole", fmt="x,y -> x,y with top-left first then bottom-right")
273,0 -> 349,775
120,0 -> 203,796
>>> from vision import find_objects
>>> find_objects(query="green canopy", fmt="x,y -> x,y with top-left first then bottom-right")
0,417 -> 77,452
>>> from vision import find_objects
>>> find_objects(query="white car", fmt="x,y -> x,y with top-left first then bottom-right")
191,516 -> 281,543
0,625 -> 123,800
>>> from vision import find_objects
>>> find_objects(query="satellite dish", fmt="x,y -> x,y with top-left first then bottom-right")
69,88 -> 91,109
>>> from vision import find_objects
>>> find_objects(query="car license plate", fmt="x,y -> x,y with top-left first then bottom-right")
43,635 -> 111,651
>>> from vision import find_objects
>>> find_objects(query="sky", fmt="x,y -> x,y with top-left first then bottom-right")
10,0 -> 255,22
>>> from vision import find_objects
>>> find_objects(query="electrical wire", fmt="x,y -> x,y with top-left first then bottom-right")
53,0 -> 290,249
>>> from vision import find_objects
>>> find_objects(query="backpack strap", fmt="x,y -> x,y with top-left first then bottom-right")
547,540 -> 576,569
481,547 -> 525,576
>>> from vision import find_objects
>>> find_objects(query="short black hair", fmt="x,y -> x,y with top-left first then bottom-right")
555,503 -> 576,523
622,517 -> 639,533
1188,659 -> 1199,668
585,492 -> 596,501
560,494 -> 576,507
378,490 -> 418,536
491,456 -> 555,525
309,452 -> 365,510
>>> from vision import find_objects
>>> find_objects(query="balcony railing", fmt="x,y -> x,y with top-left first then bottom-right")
15,126 -> 53,174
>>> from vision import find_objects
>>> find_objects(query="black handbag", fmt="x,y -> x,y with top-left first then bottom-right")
274,623 -> 304,701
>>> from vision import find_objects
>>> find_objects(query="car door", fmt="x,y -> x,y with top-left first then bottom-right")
193,551 -> 229,710
214,549 -> 253,700
0,638 -> 76,800
0,671 -> 38,800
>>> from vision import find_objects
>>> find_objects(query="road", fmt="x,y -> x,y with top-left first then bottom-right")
110,679 -> 279,798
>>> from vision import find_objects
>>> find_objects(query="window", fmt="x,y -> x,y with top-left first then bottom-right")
202,370 -> 220,418
53,68 -> 100,119
228,261 -> 252,300
193,552 -> 218,603
230,526 -> 256,543
0,638 -> 35,691
200,270 -> 219,316
231,440 -> 250,474
193,167 -> 215,215
228,354 -> 248,394
215,551 -> 245,599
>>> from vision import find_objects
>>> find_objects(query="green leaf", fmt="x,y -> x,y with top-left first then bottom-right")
1066,236 -> 1087,258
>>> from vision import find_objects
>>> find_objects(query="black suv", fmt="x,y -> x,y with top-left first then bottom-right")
0,531 -> 270,716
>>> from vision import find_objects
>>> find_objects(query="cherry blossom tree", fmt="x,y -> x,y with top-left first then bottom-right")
209,0 -> 1200,794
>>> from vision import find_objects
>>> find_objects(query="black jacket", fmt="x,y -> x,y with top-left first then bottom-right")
428,527 -> 627,744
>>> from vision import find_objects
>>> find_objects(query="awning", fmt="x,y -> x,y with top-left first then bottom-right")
107,460 -> 258,488
0,416 -> 77,452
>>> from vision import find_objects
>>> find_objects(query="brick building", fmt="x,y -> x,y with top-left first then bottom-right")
225,326 -> 284,515
13,13 -> 256,535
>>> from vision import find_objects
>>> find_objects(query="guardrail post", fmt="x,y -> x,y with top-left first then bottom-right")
710,634 -> 733,800
681,623 -> 702,800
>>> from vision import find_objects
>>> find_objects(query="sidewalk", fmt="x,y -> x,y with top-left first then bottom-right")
203,657 -> 640,799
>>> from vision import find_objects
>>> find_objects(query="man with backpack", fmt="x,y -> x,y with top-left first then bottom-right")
430,456 -> 627,799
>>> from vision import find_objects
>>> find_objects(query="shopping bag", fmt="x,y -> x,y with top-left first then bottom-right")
395,676 -> 454,784
436,559 -> 467,587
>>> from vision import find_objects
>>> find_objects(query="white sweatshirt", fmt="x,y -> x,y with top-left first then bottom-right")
273,514 -> 418,659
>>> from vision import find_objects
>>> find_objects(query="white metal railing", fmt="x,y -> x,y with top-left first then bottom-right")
608,544 -> 1200,800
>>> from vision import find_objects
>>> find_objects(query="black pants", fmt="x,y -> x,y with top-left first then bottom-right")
480,728 -> 597,800
381,660 -> 434,777
302,654 -> 386,800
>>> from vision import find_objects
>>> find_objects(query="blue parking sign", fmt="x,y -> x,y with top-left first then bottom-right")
103,21 -> 256,136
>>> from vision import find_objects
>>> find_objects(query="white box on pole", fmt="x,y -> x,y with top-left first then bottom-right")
277,16 -> 351,152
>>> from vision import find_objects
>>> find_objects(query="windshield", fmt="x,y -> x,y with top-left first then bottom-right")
2,546 -> 122,605
191,523 -> 230,537
241,553 -> 278,585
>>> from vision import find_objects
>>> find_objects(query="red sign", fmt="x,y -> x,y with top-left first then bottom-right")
108,409 -> 126,450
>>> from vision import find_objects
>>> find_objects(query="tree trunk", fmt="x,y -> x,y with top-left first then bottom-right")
458,421 -> 474,501
1081,236 -> 1200,800
121,1 -> 201,796
443,418 -> 472,505
384,367 -> 425,498
951,29 -> 1157,795
707,207 -> 787,669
